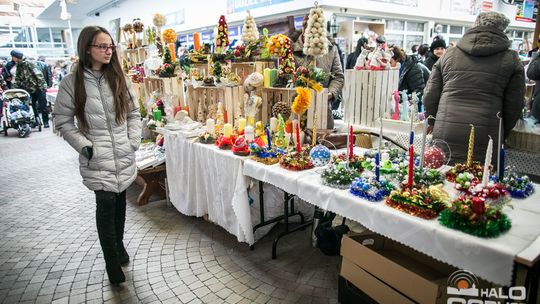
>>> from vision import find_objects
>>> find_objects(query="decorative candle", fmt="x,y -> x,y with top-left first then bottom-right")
408,144 -> 414,188
346,124 -> 350,164
266,127 -> 272,149
312,113 -> 317,146
193,32 -> 201,51
244,126 -> 255,141
169,43 -> 176,62
237,117 -> 246,133
466,124 -> 475,167
153,109 -> 162,121
499,144 -> 505,180
206,118 -> 215,134
349,125 -> 354,158
482,136 -> 493,187
295,120 -> 301,152
375,152 -> 380,181
391,90 -> 400,120
409,96 -> 415,146
223,123 -> 233,137
263,68 -> 272,88
269,117 -> 278,132
420,116 -> 429,168
497,112 -> 503,180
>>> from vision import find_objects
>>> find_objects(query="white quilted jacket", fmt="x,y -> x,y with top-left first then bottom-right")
54,68 -> 142,193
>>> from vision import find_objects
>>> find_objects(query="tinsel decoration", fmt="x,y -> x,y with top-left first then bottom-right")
454,172 -> 479,193
445,161 -> 485,182
397,167 -> 445,188
498,172 -> 535,199
198,131 -> 216,144
292,87 -> 311,116
279,145 -> 314,171
439,195 -> 512,238
331,153 -> 364,173
385,184 -> 449,220
249,142 -> 283,165
321,164 -> 362,189
350,177 -> 395,201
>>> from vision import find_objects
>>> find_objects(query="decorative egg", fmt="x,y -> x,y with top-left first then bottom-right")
309,144 -> 331,167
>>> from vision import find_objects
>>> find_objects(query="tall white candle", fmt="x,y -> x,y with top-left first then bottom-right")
482,136 -> 493,187
244,126 -> 255,141
497,112 -> 502,178
206,118 -> 215,134
270,117 -> 278,132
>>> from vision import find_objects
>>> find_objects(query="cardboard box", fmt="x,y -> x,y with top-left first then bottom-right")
341,232 -> 457,304
338,275 -> 377,304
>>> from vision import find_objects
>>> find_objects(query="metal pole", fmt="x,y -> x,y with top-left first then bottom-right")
67,19 -> 75,56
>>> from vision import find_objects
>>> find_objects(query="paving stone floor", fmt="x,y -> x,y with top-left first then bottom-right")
0,127 -> 340,303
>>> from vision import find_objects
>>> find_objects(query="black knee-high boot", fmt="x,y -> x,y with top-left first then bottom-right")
115,191 -> 129,265
95,191 -> 125,284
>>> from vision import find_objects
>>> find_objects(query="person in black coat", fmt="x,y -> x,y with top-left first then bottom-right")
391,46 -> 429,95
345,37 -> 368,69
424,37 -> 447,71
1,60 -> 15,89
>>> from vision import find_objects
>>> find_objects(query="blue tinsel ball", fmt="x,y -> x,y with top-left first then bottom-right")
309,144 -> 331,167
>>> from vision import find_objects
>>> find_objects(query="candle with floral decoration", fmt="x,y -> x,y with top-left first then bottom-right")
466,124 -> 475,167
269,117 -> 278,132
295,120 -> 301,152
349,125 -> 354,158
408,144 -> 414,188
266,127 -> 272,149
482,136 -> 493,187
237,118 -> 246,133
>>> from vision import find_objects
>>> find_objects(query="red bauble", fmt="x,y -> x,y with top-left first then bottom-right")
424,146 -> 447,169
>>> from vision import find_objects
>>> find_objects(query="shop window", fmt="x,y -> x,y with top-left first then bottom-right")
450,26 -> 463,35
386,34 -> 404,48
386,20 -> 405,31
36,28 -> 51,43
406,35 -> 424,51
406,22 -> 424,32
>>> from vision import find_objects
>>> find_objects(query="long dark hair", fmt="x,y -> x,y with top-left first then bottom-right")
74,26 -> 129,133
353,37 -> 368,57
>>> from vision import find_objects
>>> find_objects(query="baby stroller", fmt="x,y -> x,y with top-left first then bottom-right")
2,89 -> 42,137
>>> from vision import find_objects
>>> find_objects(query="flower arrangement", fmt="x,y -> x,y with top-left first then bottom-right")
293,66 -> 330,93
330,153 -> 364,173
350,177 -> 395,201
157,46 -> 176,78
128,66 -> 145,84
279,144 -> 314,171
439,194 -> 512,238
132,19 -> 144,33
198,131 -> 215,144
162,28 -> 177,44
291,87 -> 311,116
445,161 -> 485,182
267,34 -> 291,57
499,173 -> 534,199
398,167 -> 445,188
386,184 -> 450,219
249,142 -> 284,165
321,163 -> 362,189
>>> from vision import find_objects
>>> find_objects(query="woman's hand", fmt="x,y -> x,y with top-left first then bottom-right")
427,125 -> 434,135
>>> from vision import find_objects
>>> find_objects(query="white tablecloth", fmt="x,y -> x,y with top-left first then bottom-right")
244,151 -> 540,286
165,132 -> 254,244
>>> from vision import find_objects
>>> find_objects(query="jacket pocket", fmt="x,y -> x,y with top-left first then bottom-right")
88,146 -> 100,170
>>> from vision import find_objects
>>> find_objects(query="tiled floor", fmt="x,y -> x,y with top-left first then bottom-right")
0,128 -> 340,303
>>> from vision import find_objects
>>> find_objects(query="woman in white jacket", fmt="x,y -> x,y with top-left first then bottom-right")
55,26 -> 141,285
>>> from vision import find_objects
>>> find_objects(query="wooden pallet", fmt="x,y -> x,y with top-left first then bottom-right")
343,69 -> 399,127
143,77 -> 185,107
186,85 -> 245,127
261,87 -> 328,129
125,47 -> 147,67
191,61 -> 276,84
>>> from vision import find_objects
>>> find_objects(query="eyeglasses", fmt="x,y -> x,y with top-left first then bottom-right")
90,44 -> 116,52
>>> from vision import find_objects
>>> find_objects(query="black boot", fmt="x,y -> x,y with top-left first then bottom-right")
96,191 -> 125,285
115,191 -> 129,266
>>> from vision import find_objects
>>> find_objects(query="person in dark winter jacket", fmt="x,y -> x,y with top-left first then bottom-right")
390,46 -> 429,96
423,37 -> 447,71
417,43 -> 429,63
1,60 -> 15,89
423,12 -> 524,164
345,37 -> 368,69
36,57 -> 53,88
526,51 -> 540,122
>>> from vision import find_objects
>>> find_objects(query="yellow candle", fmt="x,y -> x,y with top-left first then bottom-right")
263,68 -> 272,88
466,125 -> 474,167
223,123 -> 233,137
255,121 -> 264,136
312,113 -> 317,146
238,117 -> 246,133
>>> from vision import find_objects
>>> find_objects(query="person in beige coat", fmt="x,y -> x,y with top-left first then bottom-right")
55,26 -> 141,285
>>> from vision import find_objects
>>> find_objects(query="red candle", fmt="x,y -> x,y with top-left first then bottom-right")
174,106 -> 181,115
296,121 -> 301,152
349,125 -> 354,158
408,144 -> 414,188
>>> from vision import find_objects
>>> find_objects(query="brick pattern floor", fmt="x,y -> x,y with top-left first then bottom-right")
0,128 -> 339,303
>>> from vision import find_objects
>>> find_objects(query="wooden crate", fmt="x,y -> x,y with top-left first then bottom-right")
261,87 -> 328,129
125,48 -> 147,67
343,69 -> 399,127
507,130 -> 540,153
190,61 -> 276,84
143,77 -> 185,107
186,85 -> 244,127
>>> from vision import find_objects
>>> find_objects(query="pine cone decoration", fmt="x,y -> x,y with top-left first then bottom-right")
272,101 -> 291,120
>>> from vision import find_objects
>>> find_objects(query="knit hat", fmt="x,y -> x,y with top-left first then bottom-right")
430,39 -> 447,52
473,12 -> 510,32
10,49 -> 23,59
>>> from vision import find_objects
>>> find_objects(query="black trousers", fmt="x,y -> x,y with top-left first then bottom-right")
30,89 -> 49,124
95,190 -> 126,267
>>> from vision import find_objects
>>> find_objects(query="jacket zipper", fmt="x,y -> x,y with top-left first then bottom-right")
93,73 -> 120,188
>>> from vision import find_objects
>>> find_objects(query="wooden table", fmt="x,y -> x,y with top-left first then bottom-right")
135,164 -> 167,205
